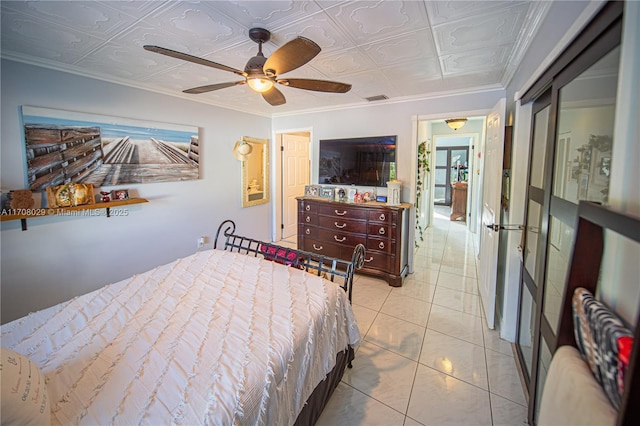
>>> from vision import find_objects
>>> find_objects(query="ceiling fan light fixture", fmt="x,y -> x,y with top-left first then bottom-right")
247,76 -> 274,93
445,118 -> 468,131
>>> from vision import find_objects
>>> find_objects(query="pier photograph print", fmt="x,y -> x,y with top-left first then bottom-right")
21,106 -> 199,191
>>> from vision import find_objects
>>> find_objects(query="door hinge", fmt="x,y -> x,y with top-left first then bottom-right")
281,146 -> 284,152
281,223 -> 284,230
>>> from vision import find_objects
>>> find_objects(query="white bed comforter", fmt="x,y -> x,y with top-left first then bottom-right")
1,249 -> 361,425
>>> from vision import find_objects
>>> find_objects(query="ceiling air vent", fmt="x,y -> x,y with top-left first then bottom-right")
365,95 -> 389,102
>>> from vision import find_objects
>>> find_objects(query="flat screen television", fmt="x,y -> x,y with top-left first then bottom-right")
318,135 -> 397,187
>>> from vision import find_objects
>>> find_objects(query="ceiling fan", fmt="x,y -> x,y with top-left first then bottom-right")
143,28 -> 351,106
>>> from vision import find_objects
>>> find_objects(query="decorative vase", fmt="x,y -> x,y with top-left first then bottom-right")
387,180 -> 401,206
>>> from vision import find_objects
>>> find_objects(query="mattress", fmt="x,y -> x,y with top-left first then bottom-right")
1,249 -> 361,425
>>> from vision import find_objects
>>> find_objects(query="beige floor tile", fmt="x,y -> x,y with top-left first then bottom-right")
482,324 -> 515,357
485,348 -> 527,406
427,304 -> 484,346
436,270 -> 479,295
380,293 -> 431,327
490,393 -> 528,426
419,329 -> 488,389
352,303 -> 378,337
343,341 -> 418,414
316,382 -> 406,426
407,365 -> 492,426
433,286 -> 482,317
365,312 -> 426,361
352,283 -> 391,311
390,279 -> 436,302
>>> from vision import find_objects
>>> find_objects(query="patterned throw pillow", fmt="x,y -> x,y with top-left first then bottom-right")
572,288 -> 599,377
259,244 -> 303,268
572,287 -> 634,410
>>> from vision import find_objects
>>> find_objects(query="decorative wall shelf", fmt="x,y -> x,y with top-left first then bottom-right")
0,198 -> 148,231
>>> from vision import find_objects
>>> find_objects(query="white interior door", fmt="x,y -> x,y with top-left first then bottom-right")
478,98 -> 506,329
282,133 -> 309,239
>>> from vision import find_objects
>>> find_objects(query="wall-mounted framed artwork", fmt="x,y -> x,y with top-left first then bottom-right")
21,106 -> 199,191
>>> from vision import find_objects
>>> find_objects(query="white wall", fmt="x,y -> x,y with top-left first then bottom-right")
1,60 -> 271,324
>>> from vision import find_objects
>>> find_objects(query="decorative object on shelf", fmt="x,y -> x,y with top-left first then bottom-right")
354,192 -> 364,203
362,190 -> 375,202
304,185 -> 321,197
445,118 -> 467,131
347,187 -> 357,203
46,183 -> 95,208
111,189 -> 129,200
233,139 -> 253,161
387,180 -> 402,206
320,187 -> 334,199
6,189 -> 35,210
376,195 -> 387,203
415,141 -> 431,244
100,191 -> 111,202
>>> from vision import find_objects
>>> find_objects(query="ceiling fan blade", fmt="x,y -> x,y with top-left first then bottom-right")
183,81 -> 246,94
263,37 -> 321,76
144,45 -> 245,76
278,78 -> 351,93
262,86 -> 286,106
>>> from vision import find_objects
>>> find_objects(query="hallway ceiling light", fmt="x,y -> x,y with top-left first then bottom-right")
445,118 -> 468,131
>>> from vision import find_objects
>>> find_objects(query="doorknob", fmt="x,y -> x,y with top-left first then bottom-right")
486,224 -> 524,232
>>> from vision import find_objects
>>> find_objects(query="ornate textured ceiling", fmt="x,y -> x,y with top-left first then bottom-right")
1,1 -> 550,116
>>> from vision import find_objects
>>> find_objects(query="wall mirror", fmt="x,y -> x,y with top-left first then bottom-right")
240,136 -> 269,208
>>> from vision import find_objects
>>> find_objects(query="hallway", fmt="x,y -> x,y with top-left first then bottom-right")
317,206 -> 528,425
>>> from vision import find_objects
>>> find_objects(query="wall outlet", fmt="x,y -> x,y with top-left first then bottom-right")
197,237 -> 205,248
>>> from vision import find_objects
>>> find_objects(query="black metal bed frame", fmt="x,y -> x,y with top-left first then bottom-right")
214,220 -> 365,303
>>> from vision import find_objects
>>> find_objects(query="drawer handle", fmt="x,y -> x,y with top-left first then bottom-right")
378,227 -> 385,235
305,229 -> 310,235
334,235 -> 346,242
334,222 -> 346,229
335,210 -> 347,216
305,205 -> 311,211
364,257 -> 374,263
306,216 -> 311,223
378,242 -> 385,249
313,244 -> 323,251
379,213 -> 386,221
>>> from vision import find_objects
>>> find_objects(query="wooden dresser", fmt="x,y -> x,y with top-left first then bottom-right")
297,197 -> 411,287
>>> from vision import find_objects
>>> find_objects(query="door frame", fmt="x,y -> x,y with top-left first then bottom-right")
272,127 -> 312,242
414,109 -> 491,235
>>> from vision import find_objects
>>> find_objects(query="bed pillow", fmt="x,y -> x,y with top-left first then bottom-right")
572,287 -> 634,410
1,347 -> 51,425
259,244 -> 303,268
572,287 -> 600,377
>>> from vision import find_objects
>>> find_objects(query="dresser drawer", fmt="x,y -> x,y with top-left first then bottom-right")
361,251 -> 393,271
319,215 -> 367,234
319,205 -> 368,220
366,237 -> 396,254
301,238 -> 341,258
367,223 -> 396,239
318,229 -> 366,247
368,210 -> 396,223
299,200 -> 320,214
299,212 -> 318,225
298,224 -> 318,239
